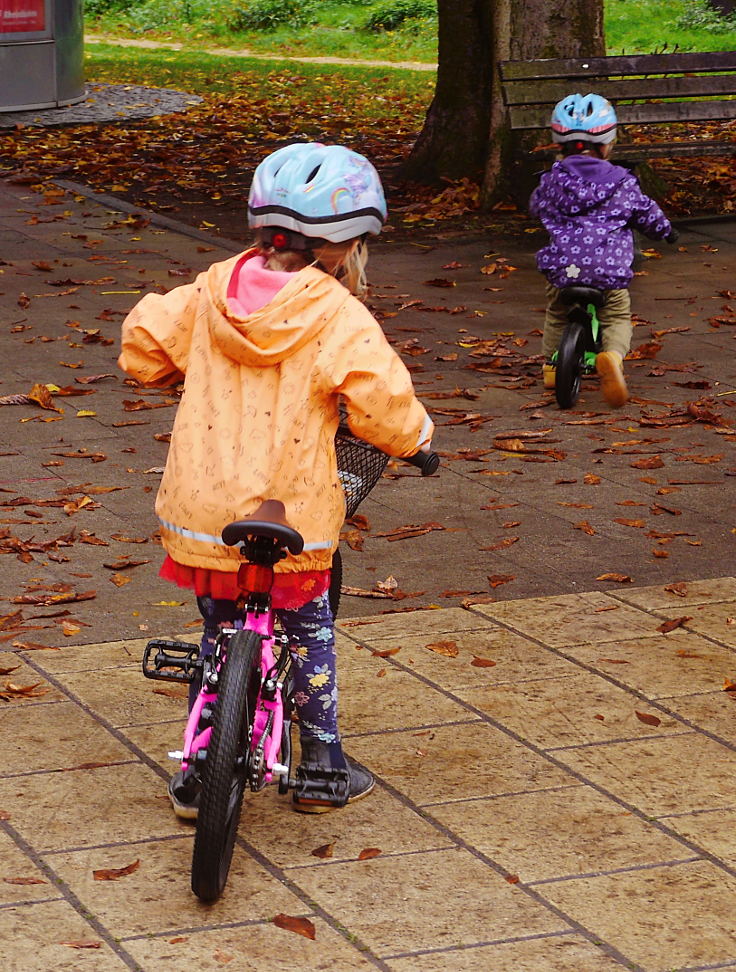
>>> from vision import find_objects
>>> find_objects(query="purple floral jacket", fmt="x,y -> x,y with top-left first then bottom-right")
529,156 -> 672,290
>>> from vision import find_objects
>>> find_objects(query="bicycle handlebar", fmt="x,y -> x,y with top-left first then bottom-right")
400,450 -> 440,476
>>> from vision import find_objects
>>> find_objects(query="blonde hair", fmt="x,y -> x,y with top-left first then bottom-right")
255,232 -> 369,299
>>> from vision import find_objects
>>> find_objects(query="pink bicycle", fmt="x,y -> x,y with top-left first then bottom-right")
143,430 -> 438,902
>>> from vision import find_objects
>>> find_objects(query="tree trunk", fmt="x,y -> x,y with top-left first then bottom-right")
397,0 -> 493,182
483,0 -> 605,203
399,0 -> 605,205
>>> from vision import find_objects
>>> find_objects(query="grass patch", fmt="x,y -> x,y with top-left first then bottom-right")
86,0 -> 736,61
606,0 -> 736,53
87,0 -> 438,63
85,42 -> 435,101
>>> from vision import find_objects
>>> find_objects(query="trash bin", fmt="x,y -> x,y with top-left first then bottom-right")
0,0 -> 84,112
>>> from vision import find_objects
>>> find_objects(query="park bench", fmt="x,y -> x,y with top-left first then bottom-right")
498,50 -> 736,163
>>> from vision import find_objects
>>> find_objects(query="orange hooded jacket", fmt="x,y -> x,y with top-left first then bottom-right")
118,250 -> 433,575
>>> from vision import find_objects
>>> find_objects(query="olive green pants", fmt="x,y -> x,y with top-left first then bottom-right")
542,283 -> 632,361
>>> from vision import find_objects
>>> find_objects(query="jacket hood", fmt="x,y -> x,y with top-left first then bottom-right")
206,250 -> 351,366
552,156 -> 630,215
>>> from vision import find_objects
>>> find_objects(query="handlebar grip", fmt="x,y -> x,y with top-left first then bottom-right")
402,451 -> 440,476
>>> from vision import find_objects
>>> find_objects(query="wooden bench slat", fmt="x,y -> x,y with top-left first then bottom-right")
509,100 -> 736,129
503,75 -> 736,106
614,140 -> 736,159
499,50 -> 736,81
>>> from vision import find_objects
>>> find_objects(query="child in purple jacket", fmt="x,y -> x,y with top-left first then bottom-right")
530,93 -> 675,407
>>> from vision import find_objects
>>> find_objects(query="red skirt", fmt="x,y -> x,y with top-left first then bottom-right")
159,555 -> 331,611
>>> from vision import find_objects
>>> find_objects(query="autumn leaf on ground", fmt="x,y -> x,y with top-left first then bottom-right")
110,573 -> 132,587
93,859 -> 140,881
311,843 -> 335,859
0,680 -> 48,700
488,574 -> 515,588
60,941 -> 102,949
471,656 -> 496,668
358,848 -> 382,861
102,557 -> 151,571
635,710 -> 662,727
371,646 -> 401,657
723,678 -> 736,695
631,455 -> 665,470
583,473 -> 601,485
664,582 -> 689,597
481,536 -> 519,551
4,875 -> 46,885
425,640 -> 459,657
273,914 -> 316,940
657,617 -> 692,633
574,521 -> 597,536
596,573 -> 633,583
615,518 -> 646,528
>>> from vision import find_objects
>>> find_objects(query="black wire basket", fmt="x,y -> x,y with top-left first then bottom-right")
335,419 -> 388,519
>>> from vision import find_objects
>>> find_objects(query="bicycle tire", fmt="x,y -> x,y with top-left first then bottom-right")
328,546 -> 342,620
191,629 -> 261,903
555,320 -> 587,409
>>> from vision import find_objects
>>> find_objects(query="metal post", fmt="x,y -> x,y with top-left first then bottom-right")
0,0 -> 84,112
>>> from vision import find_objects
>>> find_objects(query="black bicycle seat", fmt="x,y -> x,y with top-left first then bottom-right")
559,286 -> 605,308
222,500 -> 304,555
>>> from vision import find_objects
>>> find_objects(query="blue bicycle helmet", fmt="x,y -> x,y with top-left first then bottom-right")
550,93 -> 617,145
248,143 -> 387,244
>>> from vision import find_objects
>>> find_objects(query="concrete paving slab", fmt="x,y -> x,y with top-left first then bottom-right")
287,847 -> 565,957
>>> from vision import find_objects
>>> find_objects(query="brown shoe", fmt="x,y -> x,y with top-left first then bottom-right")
596,351 -> 629,407
542,363 -> 556,389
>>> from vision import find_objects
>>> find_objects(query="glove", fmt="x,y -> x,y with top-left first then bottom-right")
666,228 -> 679,244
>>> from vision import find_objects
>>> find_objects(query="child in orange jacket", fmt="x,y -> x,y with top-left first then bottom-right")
119,143 -> 433,816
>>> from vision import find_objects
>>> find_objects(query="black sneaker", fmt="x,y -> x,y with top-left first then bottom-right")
168,769 -> 200,821
293,739 -> 374,814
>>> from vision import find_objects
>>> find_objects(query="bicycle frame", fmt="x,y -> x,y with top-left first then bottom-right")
178,608 -> 289,788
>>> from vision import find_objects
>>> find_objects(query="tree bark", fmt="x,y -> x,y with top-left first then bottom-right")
397,0 -> 493,182
399,0 -> 605,205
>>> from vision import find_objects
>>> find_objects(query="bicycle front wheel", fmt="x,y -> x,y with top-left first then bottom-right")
191,629 -> 261,903
555,321 -> 586,409
328,547 -> 342,620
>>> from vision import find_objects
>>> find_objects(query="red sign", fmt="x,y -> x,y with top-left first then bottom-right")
0,0 -> 46,33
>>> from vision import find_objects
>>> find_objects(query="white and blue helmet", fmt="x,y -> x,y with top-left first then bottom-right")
550,93 -> 617,145
248,143 -> 387,243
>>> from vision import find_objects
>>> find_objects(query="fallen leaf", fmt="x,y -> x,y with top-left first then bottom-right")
664,582 -> 688,597
488,573 -> 515,588
574,521 -> 597,536
425,640 -> 459,657
470,656 -> 496,667
311,843 -> 335,859
60,941 -> 102,949
657,617 -> 692,633
635,710 -> 661,727
93,859 -> 140,881
3,876 -> 46,885
596,573 -> 633,583
273,914 -> 316,940
357,847 -> 382,861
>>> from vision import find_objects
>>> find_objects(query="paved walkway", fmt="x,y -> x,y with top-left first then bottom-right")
85,34 -> 437,72
1,179 -> 735,970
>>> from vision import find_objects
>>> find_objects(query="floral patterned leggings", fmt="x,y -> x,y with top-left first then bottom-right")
195,592 -> 338,744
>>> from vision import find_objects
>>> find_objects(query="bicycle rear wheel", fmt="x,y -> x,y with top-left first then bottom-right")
555,320 -> 586,409
191,629 -> 261,903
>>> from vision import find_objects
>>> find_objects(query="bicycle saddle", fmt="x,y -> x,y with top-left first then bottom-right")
559,286 -> 605,308
222,500 -> 304,554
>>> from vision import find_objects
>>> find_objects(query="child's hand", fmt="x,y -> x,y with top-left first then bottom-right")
666,229 -> 679,244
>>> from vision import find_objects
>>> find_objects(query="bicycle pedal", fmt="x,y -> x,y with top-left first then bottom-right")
294,763 -> 350,808
142,638 -> 201,683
